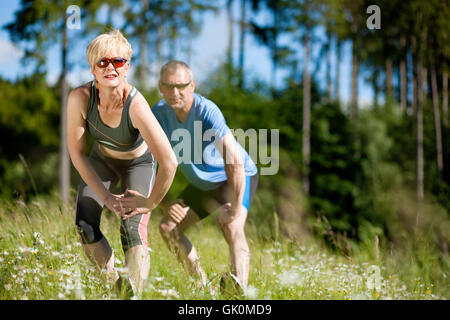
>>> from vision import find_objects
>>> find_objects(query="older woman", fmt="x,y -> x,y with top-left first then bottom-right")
67,30 -> 177,298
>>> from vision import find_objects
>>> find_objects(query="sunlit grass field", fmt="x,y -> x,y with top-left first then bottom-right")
0,195 -> 448,300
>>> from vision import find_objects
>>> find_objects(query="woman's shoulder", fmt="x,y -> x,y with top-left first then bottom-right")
128,89 -> 152,120
129,89 -> 149,109
69,82 -> 92,103
67,82 -> 92,117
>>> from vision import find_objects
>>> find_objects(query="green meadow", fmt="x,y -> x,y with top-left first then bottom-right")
0,193 -> 448,300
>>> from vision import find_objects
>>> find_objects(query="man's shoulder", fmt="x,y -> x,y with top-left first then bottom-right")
152,98 -> 167,109
151,99 -> 169,115
194,93 -> 222,115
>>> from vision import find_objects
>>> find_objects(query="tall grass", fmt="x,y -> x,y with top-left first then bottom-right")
0,194 -> 448,300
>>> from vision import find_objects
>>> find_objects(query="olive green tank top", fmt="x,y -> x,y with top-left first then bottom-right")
86,81 -> 144,151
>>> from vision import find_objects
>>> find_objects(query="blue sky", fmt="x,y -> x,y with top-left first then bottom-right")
1,0 -> 373,106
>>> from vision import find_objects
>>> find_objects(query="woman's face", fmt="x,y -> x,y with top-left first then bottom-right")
91,53 -> 129,88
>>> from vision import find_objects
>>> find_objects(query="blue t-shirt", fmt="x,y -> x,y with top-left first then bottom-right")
152,93 -> 257,190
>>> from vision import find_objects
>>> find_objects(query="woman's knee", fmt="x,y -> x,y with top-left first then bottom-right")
120,214 -> 150,251
75,196 -> 103,244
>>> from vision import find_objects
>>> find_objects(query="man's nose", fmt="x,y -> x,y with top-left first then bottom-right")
170,87 -> 180,94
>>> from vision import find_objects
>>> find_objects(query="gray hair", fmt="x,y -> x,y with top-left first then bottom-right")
160,60 -> 194,81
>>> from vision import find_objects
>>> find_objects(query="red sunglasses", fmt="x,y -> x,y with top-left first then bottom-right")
96,57 -> 128,68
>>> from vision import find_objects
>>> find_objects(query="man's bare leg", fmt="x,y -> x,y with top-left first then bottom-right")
219,206 -> 250,288
159,208 -> 208,285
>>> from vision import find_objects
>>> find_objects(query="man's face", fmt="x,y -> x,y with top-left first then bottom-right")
159,67 -> 195,111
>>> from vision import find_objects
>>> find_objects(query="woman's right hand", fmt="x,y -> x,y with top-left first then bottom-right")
103,193 -> 126,217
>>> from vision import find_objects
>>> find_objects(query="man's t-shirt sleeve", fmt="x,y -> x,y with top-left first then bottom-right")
203,102 -> 231,141
151,103 -> 162,123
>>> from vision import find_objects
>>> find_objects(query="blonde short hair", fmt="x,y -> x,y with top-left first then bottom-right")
86,29 -> 133,68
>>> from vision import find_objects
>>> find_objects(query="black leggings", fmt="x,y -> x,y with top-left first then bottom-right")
75,143 -> 157,252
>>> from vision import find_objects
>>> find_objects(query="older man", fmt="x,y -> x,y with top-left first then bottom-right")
152,60 -> 258,294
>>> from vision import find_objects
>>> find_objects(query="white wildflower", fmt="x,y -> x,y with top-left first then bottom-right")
158,288 -> 180,298
243,285 -> 258,299
115,267 -> 129,274
18,246 -> 29,254
279,269 -> 302,287
350,293 -> 371,300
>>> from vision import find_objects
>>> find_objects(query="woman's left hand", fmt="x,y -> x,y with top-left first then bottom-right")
119,189 -> 155,219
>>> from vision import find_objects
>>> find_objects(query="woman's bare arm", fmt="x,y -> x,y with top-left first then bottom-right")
120,93 -> 178,217
66,85 -> 123,215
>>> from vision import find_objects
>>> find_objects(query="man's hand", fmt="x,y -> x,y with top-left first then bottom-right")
119,189 -> 155,219
164,199 -> 189,224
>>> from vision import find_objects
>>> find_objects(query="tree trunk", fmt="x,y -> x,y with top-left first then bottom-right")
139,0 -> 148,89
351,37 -> 361,160
417,63 -> 425,226
444,71 -> 448,127
59,20 -> 70,203
400,35 -> 407,110
302,30 -> 311,195
411,37 -> 417,114
431,65 -> 444,182
400,59 -> 407,110
385,57 -> 393,104
326,31 -> 332,103
335,38 -> 341,103
238,0 -> 246,89
186,33 -> 193,65
412,71 -> 417,114
271,4 -> 279,93
227,0 -> 233,69
156,23 -> 163,70
373,67 -> 379,108
350,39 -> 358,120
